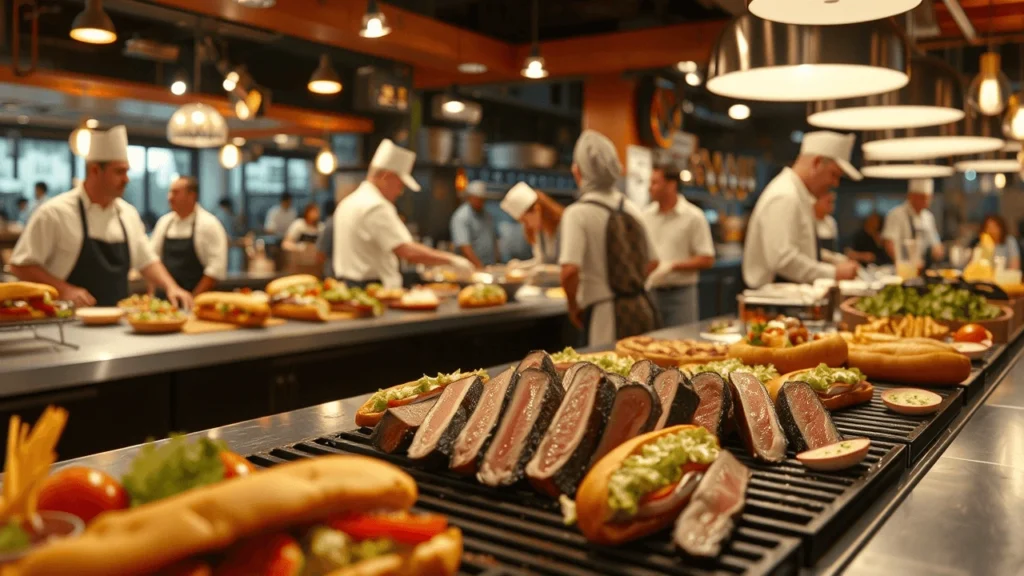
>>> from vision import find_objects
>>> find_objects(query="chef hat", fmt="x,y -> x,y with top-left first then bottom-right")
370,138 -> 420,192
86,125 -> 129,163
908,178 -> 934,196
799,131 -> 863,181
465,180 -> 487,198
500,182 -> 538,220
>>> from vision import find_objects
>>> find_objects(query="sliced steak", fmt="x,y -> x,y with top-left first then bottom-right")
652,369 -> 701,430
370,397 -> 439,454
627,359 -> 662,386
516,350 -> 558,380
449,367 -> 517,474
690,372 -> 733,438
775,380 -> 842,452
674,451 -> 750,557
588,374 -> 662,465
406,375 -> 485,466
526,363 -> 615,497
477,368 -> 563,487
728,372 -> 787,462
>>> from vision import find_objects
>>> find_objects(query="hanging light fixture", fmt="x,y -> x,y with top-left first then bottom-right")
308,54 -> 342,95
748,0 -> 921,25
862,102 -> 1005,161
219,144 -> 240,169
68,124 -> 92,157
359,0 -> 391,39
316,147 -> 338,175
441,87 -> 466,114
167,103 -> 228,148
521,0 -> 548,79
809,55 -> 965,131
860,162 -> 956,179
728,104 -> 750,120
1003,46 -> 1024,140
706,14 -> 909,102
170,70 -> 188,96
955,157 -> 1022,173
955,113 -> 1019,172
968,0 -> 1011,116
70,0 -> 117,45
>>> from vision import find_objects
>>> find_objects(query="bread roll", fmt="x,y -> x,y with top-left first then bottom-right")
727,333 -> 848,374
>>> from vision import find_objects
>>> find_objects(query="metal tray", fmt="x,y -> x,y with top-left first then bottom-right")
0,316 -> 77,330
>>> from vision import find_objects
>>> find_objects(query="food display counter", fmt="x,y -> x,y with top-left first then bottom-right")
30,315 -> 1024,575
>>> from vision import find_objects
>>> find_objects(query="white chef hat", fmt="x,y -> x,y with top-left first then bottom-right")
86,125 -> 129,163
908,178 -> 934,196
370,138 -> 420,192
500,182 -> 538,220
799,130 -> 863,181
465,180 -> 487,198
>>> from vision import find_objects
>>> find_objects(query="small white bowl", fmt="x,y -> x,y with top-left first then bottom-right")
881,388 -> 943,416
951,340 -> 992,361
76,307 -> 124,326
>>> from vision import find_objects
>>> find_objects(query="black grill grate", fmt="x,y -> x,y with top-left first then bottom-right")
829,385 -> 962,464
247,428 -> 907,573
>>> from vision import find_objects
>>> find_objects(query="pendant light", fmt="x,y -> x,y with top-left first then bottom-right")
706,14 -> 908,102
1003,46 -> 1024,140
70,0 -> 117,45
359,0 -> 391,39
968,1 -> 1011,116
441,87 -> 466,114
68,123 -> 92,157
168,103 -> 228,148
809,55 -> 965,131
862,97 -> 1005,161
860,162 -> 955,179
316,147 -> 338,175
955,112 -> 1019,173
521,0 -> 548,79
170,70 -> 188,96
219,144 -> 240,169
308,54 -> 342,95
748,0 -> 921,25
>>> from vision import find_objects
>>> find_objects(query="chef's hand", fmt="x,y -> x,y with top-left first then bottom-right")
166,285 -> 194,311
448,255 -> 474,273
60,285 -> 96,309
567,303 -> 584,329
835,260 -> 859,281
645,261 -> 674,290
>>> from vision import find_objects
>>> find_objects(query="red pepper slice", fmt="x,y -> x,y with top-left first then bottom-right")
328,512 -> 447,545
0,308 -> 32,317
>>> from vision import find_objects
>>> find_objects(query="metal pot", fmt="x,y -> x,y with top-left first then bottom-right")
486,142 -> 557,169
458,130 -> 485,166
418,127 -> 454,165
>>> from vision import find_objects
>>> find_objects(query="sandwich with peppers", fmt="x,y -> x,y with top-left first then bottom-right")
193,292 -> 271,327
266,274 -> 330,322
0,282 -> 73,322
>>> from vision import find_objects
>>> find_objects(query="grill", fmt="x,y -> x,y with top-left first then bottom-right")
247,428 -> 907,574
830,385 -> 962,464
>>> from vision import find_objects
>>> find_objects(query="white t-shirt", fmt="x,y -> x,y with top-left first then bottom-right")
641,196 -> 715,287
559,190 -> 656,309
150,205 -> 228,281
10,186 -> 158,279
284,219 -> 325,244
333,181 -> 413,288
882,201 -> 941,260
264,204 -> 297,235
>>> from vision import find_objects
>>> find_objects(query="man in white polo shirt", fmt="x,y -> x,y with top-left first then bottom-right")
642,161 -> 715,327
333,139 -> 472,287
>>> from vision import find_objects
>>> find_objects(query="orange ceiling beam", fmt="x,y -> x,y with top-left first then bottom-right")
933,0 -> 1024,40
0,67 -> 374,133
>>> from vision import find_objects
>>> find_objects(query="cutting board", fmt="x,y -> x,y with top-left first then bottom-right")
182,317 -> 287,334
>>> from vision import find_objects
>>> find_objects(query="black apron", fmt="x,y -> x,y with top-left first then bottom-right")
338,277 -> 382,289
65,199 -> 130,307
161,215 -> 205,292
905,209 -> 935,269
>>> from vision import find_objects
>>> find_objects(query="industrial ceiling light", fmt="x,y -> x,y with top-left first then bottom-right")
521,0 -> 548,79
170,69 -> 188,96
860,163 -> 955,179
458,62 -> 488,74
359,0 -> 391,39
167,103 -> 228,148
68,126 -> 92,157
862,105 -> 1005,161
968,52 -> 1012,117
1005,94 -> 1024,140
85,118 -> 99,129
684,72 -> 701,87
748,0 -> 922,25
223,67 -> 244,92
441,87 -> 466,114
955,158 -> 1021,173
994,173 -> 1007,188
728,104 -> 750,120
70,0 -> 117,45
308,54 -> 342,95
315,147 -> 338,175
677,61 -> 698,74
706,14 -> 909,102
219,144 -> 240,169
808,55 -> 965,131
234,99 -> 251,120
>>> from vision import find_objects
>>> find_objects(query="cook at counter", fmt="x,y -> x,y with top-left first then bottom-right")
882,178 -> 945,267
743,130 -> 860,289
8,126 -> 193,309
264,192 -> 297,239
283,203 -> 324,252
333,139 -> 473,288
150,176 -> 228,296
450,180 -> 498,269
500,181 -> 562,267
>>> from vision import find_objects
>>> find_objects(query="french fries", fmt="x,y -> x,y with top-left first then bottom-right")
0,406 -> 69,523
855,315 -> 951,340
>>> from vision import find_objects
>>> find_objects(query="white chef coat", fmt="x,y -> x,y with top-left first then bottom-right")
560,190 -> 656,346
150,205 -> 228,281
264,204 -> 297,235
284,219 -> 325,244
641,195 -> 715,288
816,215 -> 845,265
333,181 -> 413,288
882,201 -> 941,261
743,168 -> 836,289
10,186 -> 158,279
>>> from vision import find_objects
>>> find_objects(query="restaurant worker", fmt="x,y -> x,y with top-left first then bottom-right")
9,126 -> 193,309
560,129 -> 658,346
642,161 -> 715,327
283,203 -> 324,252
26,181 -> 48,221
450,180 -> 498,268
150,176 -> 228,296
882,178 -> 945,267
264,192 -> 297,237
814,191 -> 845,264
334,139 -> 473,287
500,181 -> 563,267
743,131 -> 861,289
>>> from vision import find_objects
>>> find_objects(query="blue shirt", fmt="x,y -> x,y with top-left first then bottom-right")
450,203 -> 498,266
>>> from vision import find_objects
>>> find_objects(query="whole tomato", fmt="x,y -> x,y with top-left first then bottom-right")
220,451 -> 256,479
37,466 -> 129,523
954,323 -> 988,343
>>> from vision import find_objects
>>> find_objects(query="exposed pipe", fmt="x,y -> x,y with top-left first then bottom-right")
942,0 -> 977,43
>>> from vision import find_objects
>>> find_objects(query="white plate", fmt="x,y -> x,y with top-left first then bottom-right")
700,332 -> 743,344
951,340 -> 992,361
76,307 -> 124,326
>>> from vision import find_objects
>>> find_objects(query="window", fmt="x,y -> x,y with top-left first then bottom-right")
17,139 -> 71,198
244,156 -> 286,230
146,147 -> 192,218
287,158 -> 310,194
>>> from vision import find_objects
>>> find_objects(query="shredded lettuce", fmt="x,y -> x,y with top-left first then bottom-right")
121,436 -> 227,507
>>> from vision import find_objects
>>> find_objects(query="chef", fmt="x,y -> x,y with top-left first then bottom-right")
499,181 -> 562,266
9,126 -> 193,308
743,131 -> 861,289
882,178 -> 945,267
450,180 -> 498,268
814,191 -> 845,264
333,139 -> 473,287
150,176 -> 228,295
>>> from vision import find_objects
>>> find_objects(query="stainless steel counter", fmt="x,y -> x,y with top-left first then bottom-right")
0,298 -> 566,397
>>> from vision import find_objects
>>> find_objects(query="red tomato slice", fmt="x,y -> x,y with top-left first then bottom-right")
37,466 -> 129,523
220,451 -> 256,479
329,512 -> 447,545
